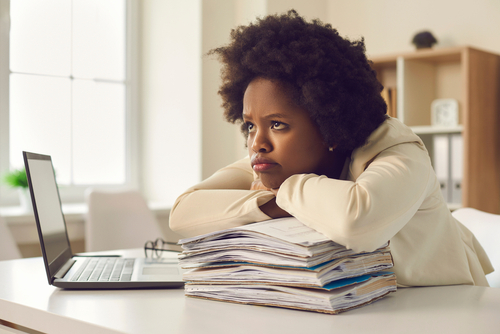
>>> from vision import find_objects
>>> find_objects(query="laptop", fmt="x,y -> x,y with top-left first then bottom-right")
23,151 -> 185,289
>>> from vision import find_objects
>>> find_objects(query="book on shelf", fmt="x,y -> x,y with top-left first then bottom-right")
432,133 -> 463,205
433,134 -> 450,202
178,217 -> 397,314
450,133 -> 463,204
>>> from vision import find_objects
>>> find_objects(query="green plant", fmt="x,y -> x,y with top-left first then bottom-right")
2,168 -> 29,189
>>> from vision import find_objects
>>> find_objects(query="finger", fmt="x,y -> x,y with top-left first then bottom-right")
250,180 -> 268,191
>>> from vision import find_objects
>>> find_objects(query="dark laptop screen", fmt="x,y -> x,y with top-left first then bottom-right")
25,154 -> 70,264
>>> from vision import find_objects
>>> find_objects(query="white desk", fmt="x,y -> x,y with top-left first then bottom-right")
1,249 -> 500,334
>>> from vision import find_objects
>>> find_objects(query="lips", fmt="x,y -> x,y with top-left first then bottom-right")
251,156 -> 278,172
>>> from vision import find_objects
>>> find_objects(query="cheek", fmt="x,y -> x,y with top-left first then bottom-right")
247,136 -> 253,154
281,140 -> 327,173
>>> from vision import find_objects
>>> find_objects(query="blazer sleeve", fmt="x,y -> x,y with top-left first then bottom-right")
276,142 -> 433,253
169,157 -> 275,237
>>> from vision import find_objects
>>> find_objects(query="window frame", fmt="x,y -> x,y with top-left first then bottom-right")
0,0 -> 139,206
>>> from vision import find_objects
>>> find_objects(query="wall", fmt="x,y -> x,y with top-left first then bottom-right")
326,0 -> 500,57
267,0 -> 328,21
201,0 -> 268,180
201,0 -> 243,180
140,0 -> 202,205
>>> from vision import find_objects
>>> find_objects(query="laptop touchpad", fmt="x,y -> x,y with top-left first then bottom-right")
142,266 -> 179,276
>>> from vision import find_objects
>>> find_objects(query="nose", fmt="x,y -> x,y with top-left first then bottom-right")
250,130 -> 272,153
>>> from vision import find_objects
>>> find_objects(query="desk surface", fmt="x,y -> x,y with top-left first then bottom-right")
1,250 -> 500,334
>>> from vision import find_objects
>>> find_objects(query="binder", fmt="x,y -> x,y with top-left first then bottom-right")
450,134 -> 463,204
390,87 -> 397,118
433,134 -> 450,202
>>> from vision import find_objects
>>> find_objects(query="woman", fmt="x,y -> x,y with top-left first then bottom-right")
170,10 -> 492,287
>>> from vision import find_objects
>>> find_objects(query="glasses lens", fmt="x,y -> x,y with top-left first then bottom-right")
154,238 -> 166,258
144,240 -> 154,258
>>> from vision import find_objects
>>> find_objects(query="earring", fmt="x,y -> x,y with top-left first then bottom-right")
328,147 -> 334,152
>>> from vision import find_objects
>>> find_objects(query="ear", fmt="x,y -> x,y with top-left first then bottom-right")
328,143 -> 338,151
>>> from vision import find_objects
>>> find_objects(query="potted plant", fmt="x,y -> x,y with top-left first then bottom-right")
2,168 -> 32,212
412,31 -> 438,50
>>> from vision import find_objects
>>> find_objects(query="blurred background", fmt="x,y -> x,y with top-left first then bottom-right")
1,0 -> 499,256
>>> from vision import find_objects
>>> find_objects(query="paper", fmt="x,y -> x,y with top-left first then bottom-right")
179,217 -> 389,268
183,251 -> 393,287
185,272 -> 397,314
179,217 -> 331,247
179,217 -> 396,314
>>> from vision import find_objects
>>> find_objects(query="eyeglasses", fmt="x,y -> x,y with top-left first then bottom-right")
144,238 -> 179,258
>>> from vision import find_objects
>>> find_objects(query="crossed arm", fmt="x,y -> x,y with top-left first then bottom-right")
169,143 -> 431,253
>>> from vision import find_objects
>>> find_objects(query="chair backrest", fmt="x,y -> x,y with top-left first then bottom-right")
452,207 -> 500,288
0,215 -> 22,260
85,189 -> 164,252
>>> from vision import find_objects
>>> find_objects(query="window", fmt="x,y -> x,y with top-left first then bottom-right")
1,0 -> 137,205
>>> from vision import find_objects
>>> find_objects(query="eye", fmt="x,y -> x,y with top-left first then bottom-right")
245,122 -> 255,133
271,122 -> 287,130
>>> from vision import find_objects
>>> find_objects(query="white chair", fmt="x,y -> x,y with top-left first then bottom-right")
85,189 -> 164,252
452,207 -> 500,288
0,216 -> 22,260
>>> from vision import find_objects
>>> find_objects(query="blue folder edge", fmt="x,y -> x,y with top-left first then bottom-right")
320,271 -> 394,291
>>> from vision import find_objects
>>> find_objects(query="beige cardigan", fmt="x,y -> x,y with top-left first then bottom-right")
170,117 -> 492,287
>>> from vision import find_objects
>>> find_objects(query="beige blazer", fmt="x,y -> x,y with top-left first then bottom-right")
170,117 -> 492,287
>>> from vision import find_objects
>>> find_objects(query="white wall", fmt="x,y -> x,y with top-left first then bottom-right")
140,0 -> 500,205
140,0 -> 202,204
267,0 -> 328,21
201,0 -> 268,180
326,0 -> 500,57
201,0 -> 242,180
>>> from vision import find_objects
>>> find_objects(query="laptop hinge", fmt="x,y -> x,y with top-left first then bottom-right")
54,259 -> 76,279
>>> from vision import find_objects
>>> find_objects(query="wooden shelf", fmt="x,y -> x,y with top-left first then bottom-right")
371,46 -> 500,214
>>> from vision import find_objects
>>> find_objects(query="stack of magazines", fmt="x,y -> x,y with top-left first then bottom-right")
178,217 -> 397,314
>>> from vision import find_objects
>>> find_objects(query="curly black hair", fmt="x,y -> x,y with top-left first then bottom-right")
209,10 -> 387,152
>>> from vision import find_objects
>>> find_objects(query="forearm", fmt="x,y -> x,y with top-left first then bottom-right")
170,188 -> 275,237
276,145 -> 432,252
169,157 -> 278,237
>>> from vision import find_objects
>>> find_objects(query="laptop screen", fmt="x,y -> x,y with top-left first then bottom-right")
24,153 -> 71,265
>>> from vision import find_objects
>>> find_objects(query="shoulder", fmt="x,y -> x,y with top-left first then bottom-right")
349,117 -> 427,178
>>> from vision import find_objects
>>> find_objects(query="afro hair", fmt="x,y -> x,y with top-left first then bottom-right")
209,10 -> 387,152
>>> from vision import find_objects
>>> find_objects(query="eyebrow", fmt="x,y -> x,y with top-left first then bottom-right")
242,112 -> 290,120
263,113 -> 289,120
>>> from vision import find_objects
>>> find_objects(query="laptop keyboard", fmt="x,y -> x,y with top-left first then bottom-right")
70,258 -> 135,282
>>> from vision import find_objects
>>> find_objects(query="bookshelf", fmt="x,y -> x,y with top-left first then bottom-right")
370,46 -> 500,214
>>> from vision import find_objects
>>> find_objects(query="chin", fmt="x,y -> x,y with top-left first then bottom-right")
260,177 -> 285,190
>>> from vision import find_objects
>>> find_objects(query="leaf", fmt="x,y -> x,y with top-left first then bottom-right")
2,168 -> 29,188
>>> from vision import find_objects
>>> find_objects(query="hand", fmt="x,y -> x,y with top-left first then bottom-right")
251,179 -> 280,195
251,179 -> 289,218
259,198 -> 291,219
250,179 -> 271,192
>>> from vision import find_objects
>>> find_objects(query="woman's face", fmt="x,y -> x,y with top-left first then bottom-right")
243,78 -> 335,189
